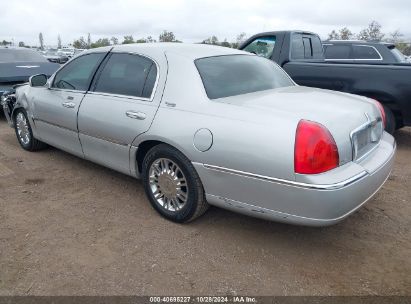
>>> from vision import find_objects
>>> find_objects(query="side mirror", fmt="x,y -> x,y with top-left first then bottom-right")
29,74 -> 48,87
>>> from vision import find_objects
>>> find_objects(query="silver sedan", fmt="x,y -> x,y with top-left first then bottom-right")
2,43 -> 396,226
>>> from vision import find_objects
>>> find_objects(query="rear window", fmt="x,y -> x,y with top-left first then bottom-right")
0,48 -> 47,63
352,45 -> 381,60
195,55 -> 294,100
242,36 -> 276,59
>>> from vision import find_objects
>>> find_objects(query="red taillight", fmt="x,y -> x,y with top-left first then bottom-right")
294,120 -> 339,174
372,99 -> 386,128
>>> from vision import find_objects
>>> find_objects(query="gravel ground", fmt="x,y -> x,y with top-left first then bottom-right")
0,118 -> 410,296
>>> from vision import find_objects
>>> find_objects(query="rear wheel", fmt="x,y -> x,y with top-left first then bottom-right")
14,109 -> 47,151
142,144 -> 209,223
383,106 -> 396,135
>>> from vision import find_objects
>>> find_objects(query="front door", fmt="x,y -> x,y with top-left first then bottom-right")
32,53 -> 107,157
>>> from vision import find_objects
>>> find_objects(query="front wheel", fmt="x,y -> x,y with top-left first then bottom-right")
142,144 -> 209,223
14,109 -> 47,151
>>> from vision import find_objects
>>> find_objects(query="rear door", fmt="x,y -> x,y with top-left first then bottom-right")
77,52 -> 160,175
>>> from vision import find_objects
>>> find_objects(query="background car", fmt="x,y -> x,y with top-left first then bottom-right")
3,44 -> 395,226
43,49 -> 69,64
0,47 -> 60,100
240,31 -> 411,134
323,40 -> 410,64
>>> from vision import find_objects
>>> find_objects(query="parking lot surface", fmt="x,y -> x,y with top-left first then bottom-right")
0,118 -> 410,295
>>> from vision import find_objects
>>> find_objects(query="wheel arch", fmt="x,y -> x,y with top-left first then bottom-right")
135,138 -> 192,175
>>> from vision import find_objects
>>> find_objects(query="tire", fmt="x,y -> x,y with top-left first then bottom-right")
383,106 -> 396,135
142,144 -> 209,223
14,109 -> 47,151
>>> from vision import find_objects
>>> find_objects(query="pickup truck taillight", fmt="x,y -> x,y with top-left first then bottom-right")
294,120 -> 339,174
372,99 -> 386,128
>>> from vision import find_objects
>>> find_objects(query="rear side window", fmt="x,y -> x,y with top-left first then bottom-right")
291,34 -> 323,60
52,53 -> 105,91
291,34 -> 305,60
94,53 -> 157,98
324,45 -> 352,59
195,55 -> 294,100
352,46 -> 381,60
242,36 -> 276,59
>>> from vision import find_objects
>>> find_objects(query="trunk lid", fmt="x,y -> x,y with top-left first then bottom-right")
218,86 -> 383,164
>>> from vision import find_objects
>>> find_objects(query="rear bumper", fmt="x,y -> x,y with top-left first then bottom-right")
193,133 -> 396,226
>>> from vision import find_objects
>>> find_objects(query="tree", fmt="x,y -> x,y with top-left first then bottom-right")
18,41 -> 25,47
357,21 -> 384,41
202,36 -> 219,45
339,27 -> 354,40
90,38 -> 110,48
387,30 -> 404,44
57,34 -> 62,49
146,36 -> 156,43
110,36 -> 119,45
159,30 -> 177,42
327,30 -> 340,40
122,35 -> 135,44
1,40 -> 12,46
231,32 -> 247,48
39,32 -> 44,50
73,36 -> 87,49
87,33 -> 91,49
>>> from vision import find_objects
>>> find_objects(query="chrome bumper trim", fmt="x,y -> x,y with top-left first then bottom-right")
195,163 -> 368,191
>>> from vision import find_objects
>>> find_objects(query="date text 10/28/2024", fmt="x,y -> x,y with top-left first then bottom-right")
149,297 -> 257,303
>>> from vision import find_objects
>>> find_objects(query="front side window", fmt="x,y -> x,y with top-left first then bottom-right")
52,53 -> 105,91
242,36 -> 276,59
195,55 -> 294,100
352,46 -> 381,60
94,53 -> 157,98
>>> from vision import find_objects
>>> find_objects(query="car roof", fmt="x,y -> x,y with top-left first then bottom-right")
86,43 -> 248,59
325,40 -> 394,47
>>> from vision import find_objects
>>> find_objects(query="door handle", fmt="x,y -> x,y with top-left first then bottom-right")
126,111 -> 146,120
67,96 -> 74,100
62,102 -> 76,108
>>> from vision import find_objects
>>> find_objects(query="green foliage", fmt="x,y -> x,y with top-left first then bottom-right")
327,30 -> 340,40
358,21 -> 384,41
159,30 -> 178,42
122,35 -> 134,44
110,37 -> 119,45
339,27 -> 354,40
90,38 -> 110,48
73,36 -> 87,49
202,36 -> 219,45
1,40 -> 12,46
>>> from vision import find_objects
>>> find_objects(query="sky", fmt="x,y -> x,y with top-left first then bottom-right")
0,0 -> 410,47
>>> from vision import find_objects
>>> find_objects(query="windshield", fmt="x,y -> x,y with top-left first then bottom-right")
0,48 -> 47,63
195,55 -> 294,99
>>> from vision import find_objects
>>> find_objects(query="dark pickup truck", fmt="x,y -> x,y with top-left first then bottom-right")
239,31 -> 411,133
